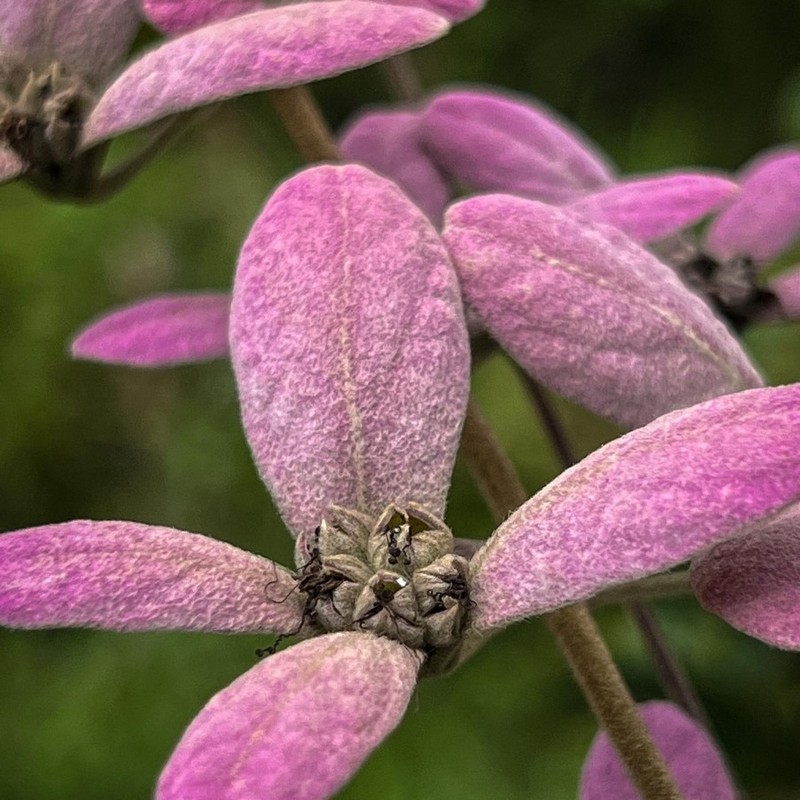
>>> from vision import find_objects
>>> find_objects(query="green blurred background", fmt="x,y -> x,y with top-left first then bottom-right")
2,0 -> 800,797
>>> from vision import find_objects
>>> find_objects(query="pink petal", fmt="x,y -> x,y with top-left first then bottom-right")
444,195 -> 762,430
83,2 -> 449,146
705,148 -> 800,264
365,0 -> 484,23
420,88 -> 614,203
769,265 -> 800,320
0,0 -> 140,86
581,701 -> 736,800
339,108 -> 451,224
231,164 -> 469,537
142,0 -> 263,34
691,506 -> 800,649
71,293 -> 231,366
569,172 -> 738,244
0,520 -> 303,633
0,146 -> 26,183
471,384 -> 800,629
157,632 -> 420,800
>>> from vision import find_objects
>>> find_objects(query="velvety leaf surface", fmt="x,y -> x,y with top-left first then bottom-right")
470,385 -> 800,628
691,506 -> 800,649
444,195 -> 761,429
71,293 -> 231,366
581,702 -> 736,800
157,632 -> 421,800
339,108 -> 450,224
568,172 -> 737,244
705,148 -> 800,264
142,0 -> 262,34
83,2 -> 449,145
231,164 -> 469,538
0,521 -> 303,633
421,88 -> 614,203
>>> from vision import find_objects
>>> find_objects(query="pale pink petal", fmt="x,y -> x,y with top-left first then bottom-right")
769,265 -> 800,319
231,164 -> 469,538
83,3 -> 449,146
0,520 -> 303,633
0,0 -> 140,86
71,293 -> 231,366
420,88 -> 614,203
471,384 -> 800,629
0,146 -> 26,183
691,506 -> 800,649
157,632 -> 420,800
444,195 -> 761,430
142,0 -> 262,34
705,148 -> 800,264
339,108 -> 450,224
581,702 -> 736,800
569,173 -> 738,244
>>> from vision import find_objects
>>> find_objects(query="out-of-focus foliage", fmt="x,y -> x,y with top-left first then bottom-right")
1,0 -> 800,798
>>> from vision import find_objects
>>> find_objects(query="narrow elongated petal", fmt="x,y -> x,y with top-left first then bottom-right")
340,109 -> 451,224
0,521 -> 303,633
581,702 -> 736,800
142,0 -> 262,34
0,0 -> 140,86
0,146 -> 26,183
691,507 -> 800,649
71,293 -> 231,366
568,173 -> 738,244
83,3 -> 449,146
769,266 -> 800,320
232,164 -> 469,537
421,88 -> 614,203
705,148 -> 800,264
444,195 -> 761,429
157,632 -> 421,800
470,385 -> 800,629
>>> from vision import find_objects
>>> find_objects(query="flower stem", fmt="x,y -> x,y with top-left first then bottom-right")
590,571 -> 692,607
382,53 -> 424,102
461,399 -> 682,800
268,86 -> 338,162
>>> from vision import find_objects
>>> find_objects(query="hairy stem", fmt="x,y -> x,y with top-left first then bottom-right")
461,399 -> 682,800
268,86 -> 338,162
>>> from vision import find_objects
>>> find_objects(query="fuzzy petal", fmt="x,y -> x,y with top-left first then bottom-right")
157,632 -> 420,800
0,0 -> 140,86
231,164 -> 469,537
0,521 -> 303,633
568,172 -> 738,244
769,265 -> 800,320
142,0 -> 262,34
339,108 -> 450,224
83,2 -> 449,146
0,146 -> 26,183
71,293 -> 231,366
444,195 -> 761,429
691,506 -> 800,649
581,701 -> 736,800
705,148 -> 800,264
420,88 -> 614,203
471,384 -> 800,629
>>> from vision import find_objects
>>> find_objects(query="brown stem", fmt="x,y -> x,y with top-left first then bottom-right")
461,399 -> 682,800
590,572 -> 693,607
381,53 -> 424,102
268,86 -> 338,162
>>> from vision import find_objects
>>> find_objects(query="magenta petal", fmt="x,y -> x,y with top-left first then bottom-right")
83,2 -> 449,146
157,632 -> 420,800
568,172 -> 738,244
581,702 -> 736,800
339,108 -> 450,224
232,164 -> 469,537
769,265 -> 800,320
420,88 -> 614,203
71,293 -> 231,366
142,0 -> 263,34
705,148 -> 800,264
0,521 -> 303,633
471,385 -> 800,628
444,195 -> 761,429
691,507 -> 800,649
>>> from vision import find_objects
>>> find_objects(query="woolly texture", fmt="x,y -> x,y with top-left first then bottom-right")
580,702 -> 736,800
0,521 -> 304,633
444,195 -> 762,429
71,293 -> 231,366
231,164 -> 469,537
157,632 -> 420,800
568,173 -> 738,244
691,506 -> 800,649
470,385 -> 800,628
142,0 -> 262,33
705,148 -> 800,263
340,109 -> 450,224
421,88 -> 614,203
83,2 -> 449,145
